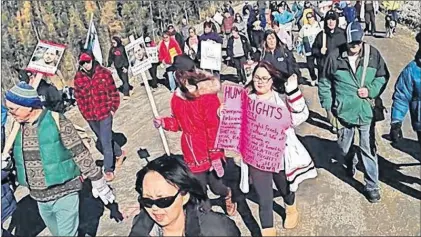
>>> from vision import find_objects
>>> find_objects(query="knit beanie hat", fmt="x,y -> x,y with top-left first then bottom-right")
5,82 -> 42,108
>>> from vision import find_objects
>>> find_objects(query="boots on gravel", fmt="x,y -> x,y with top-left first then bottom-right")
261,227 -> 277,236
284,200 -> 299,229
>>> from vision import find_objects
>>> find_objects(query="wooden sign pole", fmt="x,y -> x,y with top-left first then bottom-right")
129,35 -> 171,156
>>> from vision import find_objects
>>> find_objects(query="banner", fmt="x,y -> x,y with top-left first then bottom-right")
146,46 -> 159,63
84,15 -> 103,65
125,36 -> 152,76
200,41 -> 222,71
215,85 -> 292,173
27,41 -> 66,75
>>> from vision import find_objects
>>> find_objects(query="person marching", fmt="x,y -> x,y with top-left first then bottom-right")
227,26 -> 252,84
3,82 -> 115,236
74,51 -> 126,182
107,36 -> 131,100
227,61 -> 316,236
153,55 -> 237,217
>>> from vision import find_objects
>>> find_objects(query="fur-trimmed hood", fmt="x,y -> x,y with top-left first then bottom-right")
175,76 -> 221,100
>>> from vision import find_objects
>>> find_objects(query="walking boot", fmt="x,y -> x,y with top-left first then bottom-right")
261,227 -> 277,236
284,200 -> 299,229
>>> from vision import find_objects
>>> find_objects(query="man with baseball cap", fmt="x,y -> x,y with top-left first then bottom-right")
3,82 -> 115,236
74,51 -> 126,182
319,21 -> 389,203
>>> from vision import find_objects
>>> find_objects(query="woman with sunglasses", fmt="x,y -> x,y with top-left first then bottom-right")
297,12 -> 322,86
130,155 -> 241,236
238,61 -> 316,236
184,27 -> 200,62
153,55 -> 237,217
261,30 -> 301,80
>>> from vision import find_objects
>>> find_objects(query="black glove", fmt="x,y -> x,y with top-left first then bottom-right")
390,122 -> 403,144
108,203 -> 124,223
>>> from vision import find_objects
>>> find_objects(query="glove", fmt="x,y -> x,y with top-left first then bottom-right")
92,178 -> 115,205
210,159 -> 224,178
1,153 -> 12,170
285,74 -> 299,93
153,117 -> 164,129
108,203 -> 124,223
390,122 -> 403,144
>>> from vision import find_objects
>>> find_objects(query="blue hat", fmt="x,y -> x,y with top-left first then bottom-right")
5,82 -> 42,108
346,21 -> 364,44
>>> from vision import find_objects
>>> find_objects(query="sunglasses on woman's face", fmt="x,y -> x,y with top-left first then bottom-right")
138,190 -> 180,209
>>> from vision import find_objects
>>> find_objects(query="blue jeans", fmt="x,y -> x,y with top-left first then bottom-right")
88,115 -> 123,172
390,10 -> 398,21
338,123 -> 379,191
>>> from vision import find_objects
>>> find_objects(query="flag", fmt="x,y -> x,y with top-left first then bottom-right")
84,15 -> 103,65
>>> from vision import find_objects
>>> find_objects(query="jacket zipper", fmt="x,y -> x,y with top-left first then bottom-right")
185,134 -> 199,165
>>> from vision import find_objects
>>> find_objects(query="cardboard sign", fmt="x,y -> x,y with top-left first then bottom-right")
146,47 -> 159,63
125,36 -> 152,76
27,41 -> 66,75
200,41 -> 222,71
215,85 -> 292,173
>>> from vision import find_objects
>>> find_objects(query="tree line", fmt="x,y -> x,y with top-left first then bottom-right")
1,1 -> 225,91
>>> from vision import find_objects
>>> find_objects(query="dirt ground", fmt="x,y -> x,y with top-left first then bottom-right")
5,6 -> 420,237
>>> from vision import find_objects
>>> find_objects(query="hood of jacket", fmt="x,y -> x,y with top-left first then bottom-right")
112,36 -> 123,47
176,75 -> 221,100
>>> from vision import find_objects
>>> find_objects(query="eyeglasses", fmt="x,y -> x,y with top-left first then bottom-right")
138,190 -> 180,209
253,76 -> 272,82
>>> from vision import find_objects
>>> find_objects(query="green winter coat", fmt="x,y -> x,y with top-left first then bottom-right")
12,110 -> 80,187
318,44 -> 389,126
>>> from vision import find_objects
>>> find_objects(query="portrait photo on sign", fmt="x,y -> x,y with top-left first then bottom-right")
27,41 -> 65,75
125,37 -> 152,76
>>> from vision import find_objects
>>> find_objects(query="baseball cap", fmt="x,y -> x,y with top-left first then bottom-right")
166,55 -> 196,72
346,21 -> 364,44
325,10 -> 338,21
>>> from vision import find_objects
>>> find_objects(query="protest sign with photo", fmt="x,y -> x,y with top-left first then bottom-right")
146,47 -> 159,63
200,41 -> 222,71
215,85 -> 292,173
125,36 -> 152,76
27,41 -> 66,75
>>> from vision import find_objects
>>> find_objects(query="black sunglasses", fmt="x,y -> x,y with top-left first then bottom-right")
138,190 -> 180,208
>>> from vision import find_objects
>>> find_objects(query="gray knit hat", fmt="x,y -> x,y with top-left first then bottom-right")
5,82 -> 42,108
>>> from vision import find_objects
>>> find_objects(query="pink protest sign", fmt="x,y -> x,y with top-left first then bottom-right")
215,85 -> 292,173
215,85 -> 244,151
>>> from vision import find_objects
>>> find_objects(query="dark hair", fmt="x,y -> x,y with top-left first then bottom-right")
245,60 -> 289,94
203,21 -> 213,30
263,30 -> 286,55
111,36 -> 122,47
175,69 -> 215,100
271,20 -> 280,28
416,31 -> 421,44
231,26 -> 239,33
163,30 -> 170,36
135,155 -> 208,207
234,14 -> 243,23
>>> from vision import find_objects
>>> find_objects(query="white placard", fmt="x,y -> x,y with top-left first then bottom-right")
146,47 -> 159,63
27,41 -> 66,75
200,41 -> 222,71
125,36 -> 152,76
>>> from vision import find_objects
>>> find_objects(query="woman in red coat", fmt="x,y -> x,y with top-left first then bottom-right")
153,55 -> 236,216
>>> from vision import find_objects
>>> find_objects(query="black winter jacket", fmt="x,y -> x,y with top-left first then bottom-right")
129,203 -> 240,237
227,34 -> 252,59
107,37 -> 129,69
262,47 -> 301,78
37,80 -> 65,113
312,14 -> 347,69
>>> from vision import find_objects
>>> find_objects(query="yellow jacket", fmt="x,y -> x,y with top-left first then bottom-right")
383,1 -> 400,11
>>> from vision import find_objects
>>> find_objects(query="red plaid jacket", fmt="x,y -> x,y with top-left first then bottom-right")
74,65 -> 120,121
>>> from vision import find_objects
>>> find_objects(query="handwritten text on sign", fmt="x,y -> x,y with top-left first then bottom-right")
215,85 -> 292,173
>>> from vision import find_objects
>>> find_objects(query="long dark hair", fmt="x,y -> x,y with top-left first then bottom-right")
135,155 -> 208,208
263,29 -> 286,56
245,60 -> 289,94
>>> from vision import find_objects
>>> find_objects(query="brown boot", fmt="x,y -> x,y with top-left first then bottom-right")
261,227 -> 277,236
284,200 -> 299,229
225,188 -> 237,216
